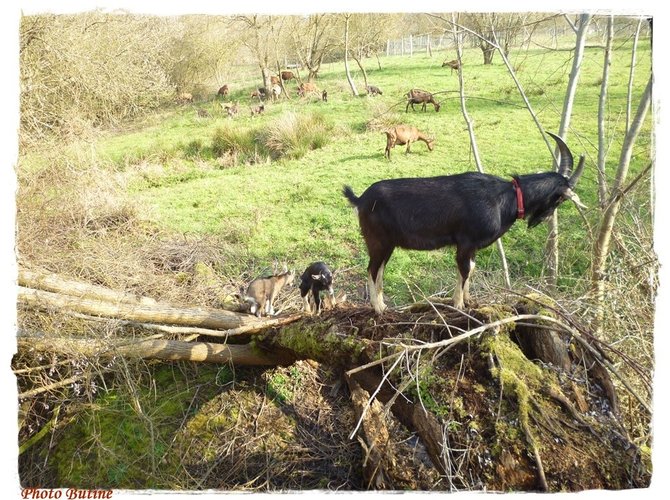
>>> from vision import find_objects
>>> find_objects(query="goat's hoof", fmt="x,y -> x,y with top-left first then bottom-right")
373,304 -> 388,315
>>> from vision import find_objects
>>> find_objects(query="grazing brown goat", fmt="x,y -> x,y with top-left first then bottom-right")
297,82 -> 318,97
250,103 -> 265,116
217,84 -> 229,97
384,125 -> 435,160
406,89 -> 441,112
281,70 -> 295,81
223,102 -> 239,117
442,59 -> 460,73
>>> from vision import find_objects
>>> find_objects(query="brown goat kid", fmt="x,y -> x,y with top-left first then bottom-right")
250,103 -> 265,116
244,270 -> 295,317
222,102 -> 239,117
406,89 -> 441,112
297,82 -> 318,97
384,125 -> 435,160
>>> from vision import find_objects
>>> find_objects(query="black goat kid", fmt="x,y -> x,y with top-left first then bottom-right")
343,132 -> 586,314
299,261 -> 335,315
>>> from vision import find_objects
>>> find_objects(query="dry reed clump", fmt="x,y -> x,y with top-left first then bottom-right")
16,151 -> 249,308
262,111 -> 331,160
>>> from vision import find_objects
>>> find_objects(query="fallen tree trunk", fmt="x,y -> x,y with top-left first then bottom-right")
15,279 -> 650,491
18,286 -> 262,330
19,268 -> 160,306
18,334 -> 297,366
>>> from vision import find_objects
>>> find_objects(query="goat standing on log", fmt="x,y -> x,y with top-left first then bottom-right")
299,262 -> 336,315
244,270 -> 295,317
343,132 -> 586,314
406,89 -> 441,112
384,125 -> 434,160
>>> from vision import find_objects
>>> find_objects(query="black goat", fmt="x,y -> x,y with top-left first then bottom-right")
343,132 -> 586,313
299,261 -> 335,315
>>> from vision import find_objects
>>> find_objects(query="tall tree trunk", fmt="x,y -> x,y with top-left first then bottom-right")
597,16 -> 614,207
481,42 -> 495,64
544,14 -> 592,287
452,14 -> 511,288
352,50 -> 369,90
591,77 -> 652,336
626,18 -> 643,134
343,14 -> 358,96
261,66 -> 271,92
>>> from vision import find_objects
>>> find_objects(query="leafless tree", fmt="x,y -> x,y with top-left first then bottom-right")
591,76 -> 653,335
234,14 -> 278,91
462,13 -> 527,64
597,16 -> 614,206
451,13 -> 511,288
544,14 -> 592,287
342,14 -> 359,97
290,14 -> 338,83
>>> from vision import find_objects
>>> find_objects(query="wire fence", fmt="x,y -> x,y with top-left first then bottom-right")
385,33 -> 453,57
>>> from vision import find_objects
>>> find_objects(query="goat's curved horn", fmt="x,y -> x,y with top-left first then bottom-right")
546,132 -> 573,176
568,154 -> 586,188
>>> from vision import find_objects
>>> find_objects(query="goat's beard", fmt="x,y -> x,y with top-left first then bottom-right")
527,211 -> 553,229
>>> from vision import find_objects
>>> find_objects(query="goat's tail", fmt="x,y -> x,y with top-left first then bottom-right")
342,185 -> 360,207
241,295 -> 259,315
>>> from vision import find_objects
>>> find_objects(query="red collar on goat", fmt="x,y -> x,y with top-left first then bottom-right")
511,178 -> 525,219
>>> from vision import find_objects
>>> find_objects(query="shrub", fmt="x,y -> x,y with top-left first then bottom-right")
263,111 -> 331,160
211,125 -> 265,164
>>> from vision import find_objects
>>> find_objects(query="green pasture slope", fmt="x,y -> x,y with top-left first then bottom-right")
96,41 -> 653,305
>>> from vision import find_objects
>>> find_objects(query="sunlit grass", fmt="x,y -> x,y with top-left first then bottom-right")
84,40 -> 652,304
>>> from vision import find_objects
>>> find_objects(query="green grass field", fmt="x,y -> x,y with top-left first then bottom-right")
26,39 -> 653,306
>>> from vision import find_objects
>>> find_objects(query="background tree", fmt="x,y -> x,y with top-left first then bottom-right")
342,14 -> 359,96
234,14 -> 279,90
289,14 -> 338,82
544,14 -> 592,286
164,15 -> 242,95
19,12 -> 175,144
347,14 -> 396,88
462,13 -> 528,64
